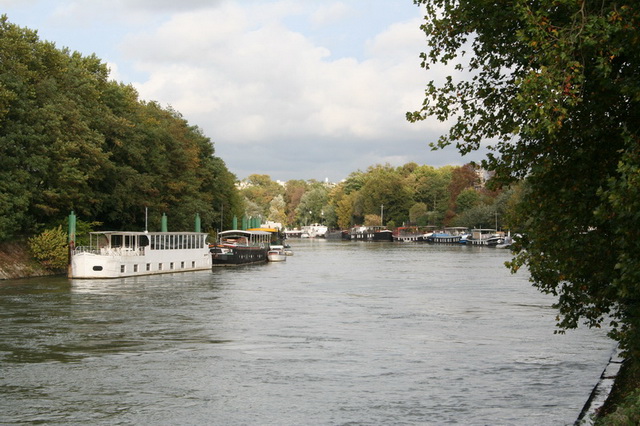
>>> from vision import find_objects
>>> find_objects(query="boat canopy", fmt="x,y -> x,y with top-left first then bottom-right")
218,230 -> 272,245
86,231 -> 208,251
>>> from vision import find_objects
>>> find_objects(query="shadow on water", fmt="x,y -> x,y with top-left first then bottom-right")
0,272 -> 229,364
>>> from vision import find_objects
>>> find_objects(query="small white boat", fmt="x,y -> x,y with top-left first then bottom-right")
267,245 -> 287,262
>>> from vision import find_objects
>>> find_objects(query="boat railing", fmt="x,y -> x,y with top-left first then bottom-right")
73,246 -> 99,255
73,246 -> 145,256
101,247 -> 144,256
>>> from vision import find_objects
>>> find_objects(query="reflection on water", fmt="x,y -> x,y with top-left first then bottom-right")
0,241 -> 614,424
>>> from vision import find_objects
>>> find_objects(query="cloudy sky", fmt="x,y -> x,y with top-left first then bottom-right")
2,0 -> 487,182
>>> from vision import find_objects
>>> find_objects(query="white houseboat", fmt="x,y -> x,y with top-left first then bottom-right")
70,231 -> 211,278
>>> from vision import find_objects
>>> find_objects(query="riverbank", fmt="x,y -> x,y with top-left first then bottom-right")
0,241 -> 54,280
576,348 -> 624,424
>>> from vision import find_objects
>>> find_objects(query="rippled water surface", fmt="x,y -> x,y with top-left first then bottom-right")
0,240 -> 615,425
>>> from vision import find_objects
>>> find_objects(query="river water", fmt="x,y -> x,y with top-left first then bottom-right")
0,240 -> 615,425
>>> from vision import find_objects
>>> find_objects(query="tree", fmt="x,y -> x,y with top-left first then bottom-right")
284,180 -> 308,226
0,16 -> 241,239
409,1 -> 640,356
28,226 -> 68,272
412,165 -> 452,225
335,191 -> 356,229
454,188 -> 481,215
268,195 -> 287,225
239,174 -> 283,219
358,165 -> 413,226
295,187 -> 328,225
409,202 -> 428,225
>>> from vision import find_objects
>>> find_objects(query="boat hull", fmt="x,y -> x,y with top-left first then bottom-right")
267,252 -> 287,262
211,246 -> 268,266
71,248 -> 212,279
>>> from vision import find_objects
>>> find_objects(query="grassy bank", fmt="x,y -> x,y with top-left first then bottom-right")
596,356 -> 640,425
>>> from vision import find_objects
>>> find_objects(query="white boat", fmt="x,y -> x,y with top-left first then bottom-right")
301,223 -> 328,238
70,231 -> 211,278
466,229 -> 504,246
267,245 -> 287,262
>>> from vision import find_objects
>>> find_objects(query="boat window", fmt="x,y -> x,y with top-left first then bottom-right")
112,234 -> 123,248
150,236 -> 156,250
146,263 -> 151,271
170,262 -> 174,270
120,265 -> 125,273
92,266 -> 103,271
158,263 -> 163,270
133,264 -> 138,272
139,235 -> 149,247
181,261 -> 185,268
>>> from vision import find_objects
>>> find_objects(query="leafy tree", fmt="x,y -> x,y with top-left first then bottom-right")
268,194 -> 287,225
409,202 -> 428,225
409,0 -> 640,357
454,188 -> 481,214
451,204 -> 497,230
295,187 -> 328,225
412,165 -> 452,225
364,214 -> 382,227
28,226 -> 68,271
0,16 -> 241,239
335,191 -> 356,229
358,165 -> 413,226
284,180 -> 308,226
239,174 -> 283,219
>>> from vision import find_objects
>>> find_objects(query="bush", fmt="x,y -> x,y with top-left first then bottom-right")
28,226 -> 68,272
598,389 -> 640,425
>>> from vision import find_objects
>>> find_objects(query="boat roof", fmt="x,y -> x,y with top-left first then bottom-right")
89,231 -> 208,236
219,229 -> 271,236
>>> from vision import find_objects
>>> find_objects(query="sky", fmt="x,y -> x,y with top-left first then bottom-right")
1,0 -> 488,182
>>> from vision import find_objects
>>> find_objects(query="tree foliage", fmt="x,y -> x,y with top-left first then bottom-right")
241,163 -> 509,230
27,226 -> 68,272
0,16 -> 241,239
409,0 -> 640,356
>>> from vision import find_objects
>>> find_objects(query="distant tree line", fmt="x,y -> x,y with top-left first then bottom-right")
238,163 -> 519,231
0,16 -> 243,241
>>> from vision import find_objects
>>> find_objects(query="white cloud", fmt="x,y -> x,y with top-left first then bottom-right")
310,2 -> 351,27
126,3 -> 440,150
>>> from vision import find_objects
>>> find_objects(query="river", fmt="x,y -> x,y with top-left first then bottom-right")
0,240 -> 615,425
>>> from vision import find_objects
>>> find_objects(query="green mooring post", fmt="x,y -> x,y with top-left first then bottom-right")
68,211 -> 76,244
242,215 -> 248,230
232,215 -> 238,230
68,210 -> 77,277
195,213 -> 201,233
161,213 -> 168,232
